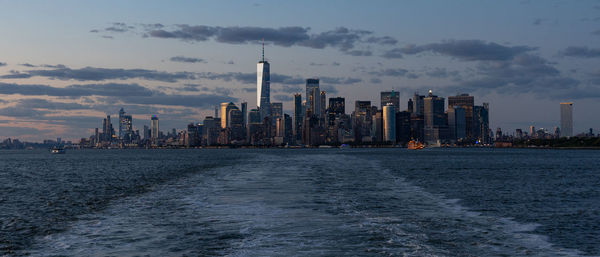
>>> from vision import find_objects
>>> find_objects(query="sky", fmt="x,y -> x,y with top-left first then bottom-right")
0,0 -> 599,141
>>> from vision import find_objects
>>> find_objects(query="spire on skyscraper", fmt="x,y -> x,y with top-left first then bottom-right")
262,38 -> 265,62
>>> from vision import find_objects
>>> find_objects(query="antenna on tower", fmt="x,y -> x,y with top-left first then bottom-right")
261,38 -> 265,62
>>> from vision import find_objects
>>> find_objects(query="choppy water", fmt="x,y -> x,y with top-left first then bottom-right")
0,148 -> 598,256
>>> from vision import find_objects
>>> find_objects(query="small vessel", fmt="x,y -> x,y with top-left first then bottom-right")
50,146 -> 66,154
407,140 -> 424,150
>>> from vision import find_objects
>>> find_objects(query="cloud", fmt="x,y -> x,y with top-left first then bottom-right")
320,85 -> 339,95
0,82 -> 236,108
425,68 -> 459,78
20,63 -> 36,67
435,52 -> 585,99
0,107 -> 49,118
1,66 -> 196,82
273,94 -> 293,102
370,78 -> 382,84
381,48 -> 404,59
562,46 -> 600,58
170,56 -> 206,63
144,24 -> 392,55
398,40 -> 536,61
0,62 -> 6,67
17,98 -> 92,110
320,76 -> 362,84
593,29 -> 600,36
0,126 -> 45,137
368,68 -> 418,79
533,18 -> 542,25
274,85 -> 302,94
102,35 -> 114,39
365,36 -> 397,45
331,62 -> 341,66
104,22 -> 134,33
342,50 -> 372,56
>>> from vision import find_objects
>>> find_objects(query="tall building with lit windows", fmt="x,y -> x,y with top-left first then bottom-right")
560,102 -> 573,137
257,44 -> 270,119
151,115 -> 159,140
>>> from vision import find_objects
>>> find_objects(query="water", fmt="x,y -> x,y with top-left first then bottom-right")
0,148 -> 598,256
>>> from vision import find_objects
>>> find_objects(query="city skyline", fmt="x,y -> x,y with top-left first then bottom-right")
1,0 -> 599,141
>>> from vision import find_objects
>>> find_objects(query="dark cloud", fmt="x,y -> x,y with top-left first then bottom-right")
320,76 -> 362,84
0,126 -> 45,137
170,56 -> 206,63
104,22 -> 134,33
370,78 -> 382,84
17,98 -> 92,110
309,62 -> 326,66
298,27 -> 370,51
436,52 -> 584,99
381,48 -> 404,59
197,86 -> 234,96
218,26 -> 310,46
332,62 -> 341,66
399,40 -> 536,61
89,29 -> 99,33
320,85 -> 339,95
342,50 -> 372,56
0,107 -> 49,118
227,60 -> 235,65
0,82 -> 236,108
368,68 -> 418,78
365,36 -> 397,45
0,62 -> 6,67
0,82 -> 152,97
533,18 -> 542,25
273,85 -> 302,94
102,35 -> 114,39
271,74 -> 305,85
593,29 -> 600,35
426,68 -> 460,78
273,94 -> 293,102
145,24 -> 390,55
1,66 -> 196,82
20,63 -> 36,67
562,46 -> 600,58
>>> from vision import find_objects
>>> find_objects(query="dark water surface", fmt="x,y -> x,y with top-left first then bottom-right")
0,148 -> 598,256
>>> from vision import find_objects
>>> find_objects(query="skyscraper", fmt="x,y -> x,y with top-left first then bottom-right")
241,102 -> 247,128
424,90 -> 447,144
151,115 -> 159,140
383,104 -> 396,142
220,102 -> 237,128
306,78 -> 319,114
380,91 -> 400,110
560,102 -> 573,137
448,106 -> 466,141
448,94 -> 474,139
473,103 -> 490,143
271,102 -> 283,123
118,108 -> 133,142
412,93 -> 425,116
257,43 -> 270,119
328,97 -> 345,115
320,91 -> 327,118
293,93 -> 303,141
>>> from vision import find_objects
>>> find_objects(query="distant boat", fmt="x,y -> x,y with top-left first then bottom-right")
407,140 -> 424,150
50,146 -> 66,154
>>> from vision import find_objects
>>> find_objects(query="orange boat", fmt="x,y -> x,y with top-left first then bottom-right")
407,140 -> 424,150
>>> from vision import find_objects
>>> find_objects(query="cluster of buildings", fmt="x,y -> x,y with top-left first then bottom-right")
80,46 -> 493,148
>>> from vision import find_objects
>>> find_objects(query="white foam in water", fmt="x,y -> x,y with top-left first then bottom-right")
24,151 -> 585,256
